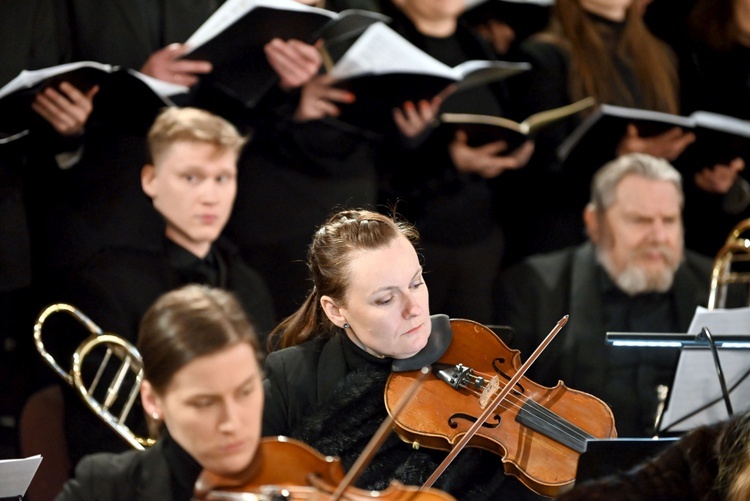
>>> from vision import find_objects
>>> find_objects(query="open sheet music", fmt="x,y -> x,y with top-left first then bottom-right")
181,0 -> 387,107
440,96 -> 595,151
330,22 -> 527,87
0,61 -> 113,100
557,104 -> 750,177
659,306 -> 750,433
0,455 -> 42,499
184,0 -> 340,50
0,62 -> 187,139
329,22 -> 528,134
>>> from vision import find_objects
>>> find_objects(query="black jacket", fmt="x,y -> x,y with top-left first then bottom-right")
49,234 -> 274,466
55,435 -> 201,501
557,415 -> 741,501
263,332 -> 544,501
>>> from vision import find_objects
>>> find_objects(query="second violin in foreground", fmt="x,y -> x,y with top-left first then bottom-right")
194,436 -> 457,501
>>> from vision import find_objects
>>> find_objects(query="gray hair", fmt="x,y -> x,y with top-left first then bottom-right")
589,153 -> 683,213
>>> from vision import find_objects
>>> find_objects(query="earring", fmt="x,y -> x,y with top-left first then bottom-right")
151,412 -> 160,420
343,323 -> 350,329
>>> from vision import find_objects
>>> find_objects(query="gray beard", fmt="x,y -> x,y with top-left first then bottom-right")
597,247 -> 680,296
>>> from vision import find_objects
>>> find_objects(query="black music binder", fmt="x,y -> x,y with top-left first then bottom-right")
0,63 -> 185,138
576,438 -> 677,484
440,96 -> 595,151
557,104 -> 750,178
328,22 -> 529,135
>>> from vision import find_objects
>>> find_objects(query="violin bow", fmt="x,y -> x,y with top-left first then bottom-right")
421,315 -> 570,490
329,366 -> 430,501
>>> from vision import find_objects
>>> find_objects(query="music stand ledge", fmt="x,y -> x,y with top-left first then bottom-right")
606,331 -> 750,348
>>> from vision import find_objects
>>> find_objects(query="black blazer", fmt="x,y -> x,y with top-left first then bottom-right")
51,235 -> 275,466
53,235 -> 275,347
55,442 -> 172,500
53,436 -> 203,501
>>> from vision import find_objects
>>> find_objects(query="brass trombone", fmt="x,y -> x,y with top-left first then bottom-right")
708,218 -> 750,310
33,303 -> 156,449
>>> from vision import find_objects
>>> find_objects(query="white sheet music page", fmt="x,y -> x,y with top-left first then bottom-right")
687,305 -> 750,335
0,455 -> 42,498
0,61 -> 113,100
659,306 -> 750,433
126,69 -> 189,99
184,0 -> 335,50
330,22 -> 455,80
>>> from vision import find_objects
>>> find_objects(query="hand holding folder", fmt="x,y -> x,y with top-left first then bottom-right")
327,22 -> 530,135
180,0 -> 388,107
557,104 -> 750,181
439,96 -> 596,152
0,62 -> 113,140
0,62 -> 187,140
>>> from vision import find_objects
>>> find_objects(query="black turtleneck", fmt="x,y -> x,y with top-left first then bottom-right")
599,267 -> 679,334
597,266 -> 681,436
161,432 -> 203,501
339,330 -> 393,372
166,239 -> 227,288
585,11 -> 646,108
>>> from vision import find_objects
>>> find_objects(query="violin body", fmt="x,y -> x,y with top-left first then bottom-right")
384,319 -> 617,498
194,436 -> 457,501
194,436 -> 344,499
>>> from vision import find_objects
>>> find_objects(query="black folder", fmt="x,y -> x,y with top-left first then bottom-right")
0,62 -> 113,139
0,64 -> 183,139
557,104 -> 750,178
576,437 -> 678,484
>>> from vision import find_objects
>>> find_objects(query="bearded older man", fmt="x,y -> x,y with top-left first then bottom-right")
494,153 -> 712,437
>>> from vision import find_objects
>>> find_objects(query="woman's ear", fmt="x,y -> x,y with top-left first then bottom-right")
140,380 -> 162,418
320,295 -> 346,328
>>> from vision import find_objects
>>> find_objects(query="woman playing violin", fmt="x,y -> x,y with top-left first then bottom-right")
55,284 -> 264,501
263,209 -> 543,501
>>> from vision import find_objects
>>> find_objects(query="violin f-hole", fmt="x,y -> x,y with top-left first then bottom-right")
448,412 -> 501,429
492,359 -> 526,394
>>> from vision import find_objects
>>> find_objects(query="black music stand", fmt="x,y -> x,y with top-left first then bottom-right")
658,345 -> 750,433
0,454 -> 42,500
606,326 -> 750,434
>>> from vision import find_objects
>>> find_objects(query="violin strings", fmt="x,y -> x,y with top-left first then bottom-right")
462,385 -> 589,446
461,369 -> 593,447
473,369 -> 593,444
462,383 -> 591,451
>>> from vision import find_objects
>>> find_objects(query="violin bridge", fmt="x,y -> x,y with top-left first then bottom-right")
479,375 -> 500,409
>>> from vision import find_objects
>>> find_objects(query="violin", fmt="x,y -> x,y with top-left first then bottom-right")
384,318 -> 617,498
193,436 -> 457,501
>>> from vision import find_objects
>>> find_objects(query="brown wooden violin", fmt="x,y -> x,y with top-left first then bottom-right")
193,436 -> 457,501
384,318 -> 617,498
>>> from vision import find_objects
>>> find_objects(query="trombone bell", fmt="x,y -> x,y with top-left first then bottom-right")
708,218 -> 750,310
